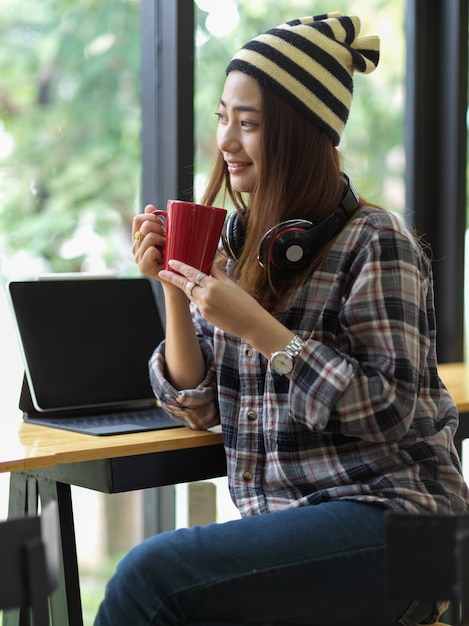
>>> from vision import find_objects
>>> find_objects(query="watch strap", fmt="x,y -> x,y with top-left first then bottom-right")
283,335 -> 305,359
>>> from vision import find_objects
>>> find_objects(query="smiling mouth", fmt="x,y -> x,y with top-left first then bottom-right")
226,162 -> 250,173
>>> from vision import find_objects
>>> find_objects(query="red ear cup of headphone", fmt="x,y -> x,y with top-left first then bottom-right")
257,220 -> 314,271
222,214 -> 314,270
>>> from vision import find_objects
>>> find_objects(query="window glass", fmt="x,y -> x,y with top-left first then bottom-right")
0,0 -> 140,280
194,0 -> 406,217
0,2 -> 140,623
0,2 -> 406,624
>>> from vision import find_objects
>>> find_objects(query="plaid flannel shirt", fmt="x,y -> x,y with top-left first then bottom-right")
150,208 -> 469,517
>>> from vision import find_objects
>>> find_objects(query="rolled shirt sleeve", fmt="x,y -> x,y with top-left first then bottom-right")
149,335 -> 220,430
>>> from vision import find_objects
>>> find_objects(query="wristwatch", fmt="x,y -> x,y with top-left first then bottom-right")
270,335 -> 305,376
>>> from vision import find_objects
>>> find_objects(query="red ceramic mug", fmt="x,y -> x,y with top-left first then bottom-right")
153,200 -> 227,275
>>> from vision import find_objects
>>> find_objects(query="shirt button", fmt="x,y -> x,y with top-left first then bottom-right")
245,348 -> 254,357
243,471 -> 253,481
247,410 -> 257,421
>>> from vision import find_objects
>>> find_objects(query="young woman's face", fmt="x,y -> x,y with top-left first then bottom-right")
216,71 -> 262,194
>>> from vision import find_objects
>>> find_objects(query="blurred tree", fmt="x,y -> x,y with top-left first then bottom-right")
0,0 -> 140,275
194,0 -> 405,213
0,0 -> 405,278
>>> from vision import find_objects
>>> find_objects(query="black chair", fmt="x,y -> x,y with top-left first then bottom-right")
0,501 -> 59,626
387,512 -> 469,626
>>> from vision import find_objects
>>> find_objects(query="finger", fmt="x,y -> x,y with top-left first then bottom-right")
158,268 -> 187,290
131,238 -> 166,281
133,209 -> 164,229
159,264 -> 205,297
132,214 -> 144,239
167,259 -> 200,277
160,272 -> 197,300
132,214 -> 166,241
139,245 -> 164,274
133,230 -> 145,244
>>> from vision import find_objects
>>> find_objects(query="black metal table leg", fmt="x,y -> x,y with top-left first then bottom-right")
37,477 -> 83,626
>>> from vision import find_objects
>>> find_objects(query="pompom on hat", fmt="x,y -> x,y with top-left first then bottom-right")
226,12 -> 380,146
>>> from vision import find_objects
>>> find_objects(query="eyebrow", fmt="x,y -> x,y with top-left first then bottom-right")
219,98 -> 261,114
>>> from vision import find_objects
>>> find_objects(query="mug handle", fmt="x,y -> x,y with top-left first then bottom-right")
151,210 -> 167,265
152,209 -> 167,229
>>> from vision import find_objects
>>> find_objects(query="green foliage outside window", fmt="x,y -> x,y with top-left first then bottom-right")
0,0 -> 404,280
0,0 -> 140,277
194,0 -> 406,212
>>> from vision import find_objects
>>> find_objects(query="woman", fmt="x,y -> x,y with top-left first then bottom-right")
95,13 -> 469,626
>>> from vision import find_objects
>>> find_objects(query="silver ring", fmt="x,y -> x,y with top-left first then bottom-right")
195,271 -> 207,285
184,280 -> 196,297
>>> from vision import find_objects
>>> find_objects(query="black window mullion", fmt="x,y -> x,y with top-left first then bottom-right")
405,0 -> 468,363
139,0 -> 195,537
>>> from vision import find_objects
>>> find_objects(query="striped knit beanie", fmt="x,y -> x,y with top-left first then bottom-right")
226,12 -> 380,146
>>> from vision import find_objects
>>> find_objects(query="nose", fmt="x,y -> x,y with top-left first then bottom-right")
217,122 -> 241,154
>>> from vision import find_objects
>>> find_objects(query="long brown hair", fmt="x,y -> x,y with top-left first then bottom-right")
202,85 -> 351,310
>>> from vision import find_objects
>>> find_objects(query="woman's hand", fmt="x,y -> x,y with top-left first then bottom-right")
158,260 -> 295,356
132,205 -> 166,281
158,260 -> 257,337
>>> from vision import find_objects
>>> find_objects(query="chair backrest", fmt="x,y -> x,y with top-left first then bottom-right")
387,512 -> 469,625
387,512 -> 468,601
0,501 -> 59,626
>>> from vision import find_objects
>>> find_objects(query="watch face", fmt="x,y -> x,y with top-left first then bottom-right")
271,351 -> 293,376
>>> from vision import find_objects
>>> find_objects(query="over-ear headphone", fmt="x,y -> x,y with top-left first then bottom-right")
221,174 -> 359,273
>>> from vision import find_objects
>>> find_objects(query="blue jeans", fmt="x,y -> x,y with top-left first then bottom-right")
94,501 -> 433,626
